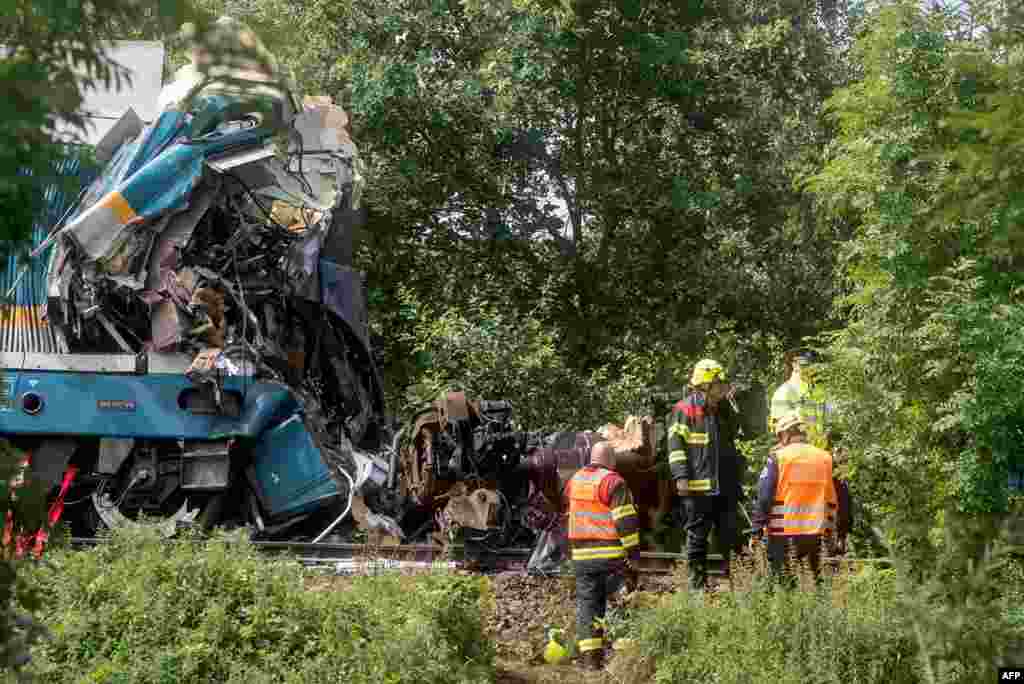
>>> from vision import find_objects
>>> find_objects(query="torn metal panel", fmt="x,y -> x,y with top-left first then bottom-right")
205,144 -> 277,173
150,299 -> 188,351
59,143 -> 206,263
205,144 -> 279,191
95,108 -> 144,164
283,230 -> 323,303
144,179 -> 219,289
320,261 -> 369,344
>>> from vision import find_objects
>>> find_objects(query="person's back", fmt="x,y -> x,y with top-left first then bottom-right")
770,441 -> 837,537
754,414 -> 838,585
564,443 -> 640,670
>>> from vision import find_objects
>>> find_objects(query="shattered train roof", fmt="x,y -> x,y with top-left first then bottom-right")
21,21 -> 383,455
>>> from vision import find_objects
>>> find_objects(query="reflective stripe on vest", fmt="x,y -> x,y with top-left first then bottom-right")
568,467 -> 619,544
611,504 -> 637,521
767,443 -> 837,536
686,432 -> 709,446
571,545 -> 627,561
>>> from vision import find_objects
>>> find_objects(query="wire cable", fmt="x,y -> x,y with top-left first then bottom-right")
311,465 -> 355,544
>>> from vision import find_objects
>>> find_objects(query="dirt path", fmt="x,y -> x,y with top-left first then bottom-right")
487,572 -> 676,684
489,572 -> 604,684
306,570 -> 677,684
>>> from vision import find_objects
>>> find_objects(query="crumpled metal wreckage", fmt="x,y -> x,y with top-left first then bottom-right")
1,22 -> 386,552
1,21 -> 672,562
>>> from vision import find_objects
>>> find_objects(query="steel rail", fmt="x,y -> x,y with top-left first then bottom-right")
67,537 -> 890,577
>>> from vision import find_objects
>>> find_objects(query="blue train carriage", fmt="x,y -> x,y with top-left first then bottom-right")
0,26 -> 386,546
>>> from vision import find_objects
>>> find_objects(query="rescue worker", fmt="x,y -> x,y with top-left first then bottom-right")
769,350 -> 833,448
668,359 -> 745,591
564,441 -> 641,671
751,413 -> 842,586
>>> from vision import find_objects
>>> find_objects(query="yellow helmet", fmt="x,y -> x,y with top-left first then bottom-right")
774,412 -> 805,435
543,629 -> 568,665
690,359 -> 726,387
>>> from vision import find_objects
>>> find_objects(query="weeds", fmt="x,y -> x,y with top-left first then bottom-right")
22,526 -> 494,684
613,519 -> 1024,684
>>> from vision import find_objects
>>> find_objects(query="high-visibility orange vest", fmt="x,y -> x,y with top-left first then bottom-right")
567,466 -> 619,543
767,443 -> 838,537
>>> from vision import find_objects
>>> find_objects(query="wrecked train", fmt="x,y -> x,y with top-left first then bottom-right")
0,27 -> 688,560
0,29 -> 394,549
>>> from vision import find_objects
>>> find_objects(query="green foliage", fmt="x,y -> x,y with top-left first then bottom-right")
621,518 -> 1023,684
396,282 -> 790,430
810,1 -> 1024,528
879,516 -> 1023,683
206,0 -> 856,414
0,442 -> 48,680
23,527 -> 494,684
0,1 -> 183,253
625,568 -> 918,683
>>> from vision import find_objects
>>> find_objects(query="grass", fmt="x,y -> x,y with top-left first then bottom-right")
20,526 -> 494,684
8,520 -> 1022,684
607,540 -> 1023,684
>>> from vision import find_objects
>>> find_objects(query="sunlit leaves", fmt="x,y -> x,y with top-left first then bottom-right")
813,2 -> 1024,520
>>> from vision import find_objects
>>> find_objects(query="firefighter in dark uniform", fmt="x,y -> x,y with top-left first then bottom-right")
668,358 -> 745,591
564,441 -> 641,671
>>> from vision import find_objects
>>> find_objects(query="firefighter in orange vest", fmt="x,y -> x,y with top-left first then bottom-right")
751,413 -> 839,585
563,441 -> 641,671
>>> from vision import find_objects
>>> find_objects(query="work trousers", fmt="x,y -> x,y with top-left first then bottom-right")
682,495 -> 738,590
574,564 -> 625,655
767,534 -> 824,587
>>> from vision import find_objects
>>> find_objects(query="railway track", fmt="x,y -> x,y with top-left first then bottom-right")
69,536 -> 696,575
68,537 -> 886,577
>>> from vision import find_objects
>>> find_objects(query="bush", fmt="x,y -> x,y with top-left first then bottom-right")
882,516 -> 1024,684
0,441 -> 49,680
618,561 -> 919,684
616,516 -> 1024,684
23,527 -> 494,684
